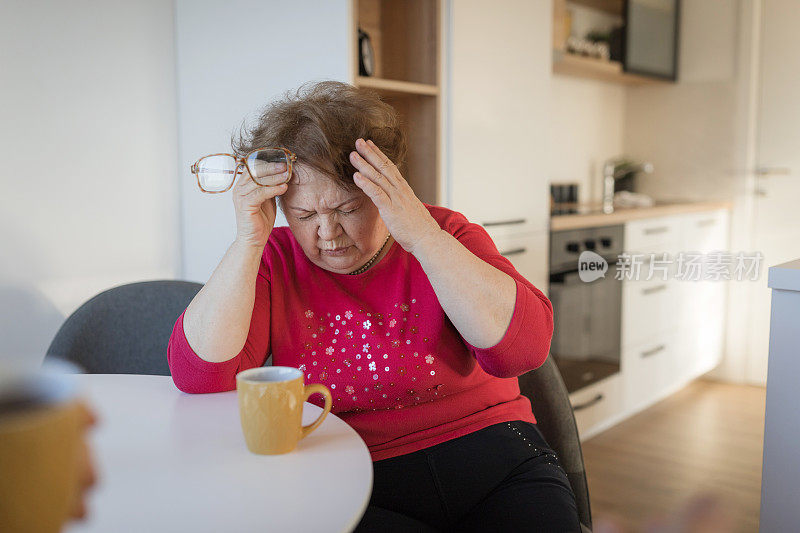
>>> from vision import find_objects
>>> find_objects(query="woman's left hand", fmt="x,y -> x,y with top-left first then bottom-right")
350,138 -> 442,256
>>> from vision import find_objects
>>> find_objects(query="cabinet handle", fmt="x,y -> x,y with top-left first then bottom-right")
642,284 -> 667,295
755,167 -> 791,176
643,226 -> 669,235
572,393 -> 604,411
483,218 -> 527,227
641,344 -> 666,358
500,247 -> 527,257
697,218 -> 716,227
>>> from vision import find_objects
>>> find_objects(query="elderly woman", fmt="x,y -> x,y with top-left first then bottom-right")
168,81 -> 580,531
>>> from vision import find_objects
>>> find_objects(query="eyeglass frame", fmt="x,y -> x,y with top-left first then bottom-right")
190,147 -> 298,194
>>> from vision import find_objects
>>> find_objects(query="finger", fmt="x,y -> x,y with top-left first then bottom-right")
233,165 -> 252,187
251,172 -> 292,187
235,179 -> 261,199
249,160 -> 286,176
261,196 -> 277,218
234,167 -> 262,195
350,149 -> 395,191
248,160 -> 291,185
357,138 -> 401,184
354,172 -> 390,209
242,182 -> 288,204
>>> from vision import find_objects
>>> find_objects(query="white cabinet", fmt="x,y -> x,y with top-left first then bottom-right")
617,209 -> 729,422
562,208 -> 731,439
448,0 -> 552,235
621,277 -> 679,349
673,209 -> 730,382
624,215 -> 682,256
489,230 -> 549,295
570,373 -> 624,440
679,210 -> 729,253
622,332 -> 677,412
620,215 -> 681,411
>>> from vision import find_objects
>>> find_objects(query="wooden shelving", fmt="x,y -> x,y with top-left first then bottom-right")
552,0 -> 672,85
552,51 -> 668,85
569,0 -> 623,15
354,0 -> 441,205
355,76 -> 439,96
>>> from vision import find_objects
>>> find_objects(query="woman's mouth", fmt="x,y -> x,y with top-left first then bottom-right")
321,246 -> 352,257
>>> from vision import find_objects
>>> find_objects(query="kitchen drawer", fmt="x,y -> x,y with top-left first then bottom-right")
624,215 -> 681,255
622,332 -> 676,412
483,216 -> 548,240
677,277 -> 727,330
679,209 -> 729,253
491,231 -> 549,295
569,373 -> 623,439
621,277 -> 678,348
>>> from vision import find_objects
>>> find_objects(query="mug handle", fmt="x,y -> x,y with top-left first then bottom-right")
301,383 -> 332,440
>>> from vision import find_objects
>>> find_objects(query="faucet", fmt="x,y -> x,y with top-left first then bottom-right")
602,158 -> 654,214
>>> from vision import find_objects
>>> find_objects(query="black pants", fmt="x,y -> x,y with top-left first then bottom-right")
353,420 -> 582,532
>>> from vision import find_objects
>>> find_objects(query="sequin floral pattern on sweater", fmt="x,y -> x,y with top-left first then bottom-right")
168,204 -> 554,461
296,300 -> 442,412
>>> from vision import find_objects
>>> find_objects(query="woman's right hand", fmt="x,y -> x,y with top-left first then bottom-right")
231,163 -> 290,249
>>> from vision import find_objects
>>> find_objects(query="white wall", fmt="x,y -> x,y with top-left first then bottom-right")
624,0 -> 740,202
549,2 -> 626,203
175,0 -> 352,283
549,77 -> 626,203
0,0 -> 180,365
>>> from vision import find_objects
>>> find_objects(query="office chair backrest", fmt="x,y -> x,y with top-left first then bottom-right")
46,280 -> 203,376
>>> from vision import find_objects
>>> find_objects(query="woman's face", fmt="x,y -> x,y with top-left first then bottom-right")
281,164 -> 388,274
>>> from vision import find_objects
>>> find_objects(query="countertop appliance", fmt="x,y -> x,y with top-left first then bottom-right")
549,225 -> 624,395
602,158 -> 654,214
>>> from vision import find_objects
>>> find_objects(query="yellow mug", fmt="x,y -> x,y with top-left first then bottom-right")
236,366 -> 332,455
0,367 -> 87,533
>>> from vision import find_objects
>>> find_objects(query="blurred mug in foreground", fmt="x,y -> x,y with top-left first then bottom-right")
0,360 -> 97,533
236,366 -> 332,455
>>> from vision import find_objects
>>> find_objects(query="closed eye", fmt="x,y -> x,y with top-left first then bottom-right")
296,206 -> 359,221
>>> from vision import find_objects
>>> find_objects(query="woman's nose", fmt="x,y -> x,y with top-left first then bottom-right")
317,216 -> 342,240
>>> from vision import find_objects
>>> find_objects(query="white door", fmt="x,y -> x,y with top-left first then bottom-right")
747,0 -> 800,383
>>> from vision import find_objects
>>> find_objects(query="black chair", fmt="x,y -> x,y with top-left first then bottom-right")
45,280 -> 203,375
518,356 -> 592,532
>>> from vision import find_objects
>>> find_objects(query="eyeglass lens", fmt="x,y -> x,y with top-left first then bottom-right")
246,149 -> 291,186
196,150 -> 290,192
196,155 -> 238,192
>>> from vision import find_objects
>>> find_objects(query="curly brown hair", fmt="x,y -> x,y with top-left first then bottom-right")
233,80 -> 407,191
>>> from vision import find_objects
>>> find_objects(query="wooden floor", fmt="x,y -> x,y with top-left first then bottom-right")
581,378 -> 766,532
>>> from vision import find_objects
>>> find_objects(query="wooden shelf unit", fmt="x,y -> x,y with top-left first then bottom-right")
354,0 -> 441,205
569,0 -> 623,15
552,51 -> 666,86
355,76 -> 439,96
552,0 -> 670,85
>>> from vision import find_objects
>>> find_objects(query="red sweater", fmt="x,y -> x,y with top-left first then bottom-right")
167,204 -> 554,461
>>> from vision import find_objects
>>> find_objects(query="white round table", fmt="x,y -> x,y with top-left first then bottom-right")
63,374 -> 373,533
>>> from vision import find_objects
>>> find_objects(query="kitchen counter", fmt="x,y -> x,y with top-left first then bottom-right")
550,200 -> 733,231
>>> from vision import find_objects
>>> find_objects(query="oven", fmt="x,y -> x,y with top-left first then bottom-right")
548,225 -> 624,394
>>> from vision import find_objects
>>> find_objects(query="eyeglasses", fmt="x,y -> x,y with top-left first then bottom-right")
190,147 -> 297,193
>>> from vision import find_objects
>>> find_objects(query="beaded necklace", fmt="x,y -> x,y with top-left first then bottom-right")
347,234 -> 392,275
